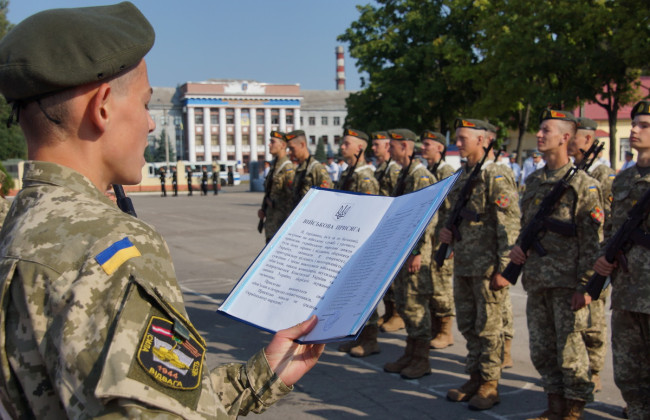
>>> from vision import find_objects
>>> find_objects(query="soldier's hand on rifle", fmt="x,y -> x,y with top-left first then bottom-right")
571,291 -> 591,311
490,273 -> 510,291
593,255 -> 616,276
407,254 -> 421,273
258,209 -> 265,219
509,245 -> 527,265
439,227 -> 453,245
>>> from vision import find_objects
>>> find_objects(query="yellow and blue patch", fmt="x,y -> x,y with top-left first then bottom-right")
494,175 -> 504,181
95,237 -> 141,275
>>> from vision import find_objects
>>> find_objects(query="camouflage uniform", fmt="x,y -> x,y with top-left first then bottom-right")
0,162 -> 291,419
338,164 -> 379,195
292,156 -> 332,208
447,161 -> 520,381
374,158 -> 401,197
263,156 -> 295,242
0,197 -> 9,227
583,160 -> 616,381
605,166 -> 650,418
520,162 -> 603,402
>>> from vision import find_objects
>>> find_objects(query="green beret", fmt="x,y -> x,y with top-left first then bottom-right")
343,128 -> 369,142
421,130 -> 446,146
485,122 -> 498,133
631,100 -> 650,119
454,118 -> 491,131
576,117 -> 597,131
371,131 -> 389,140
387,128 -> 417,142
286,130 -> 306,141
270,130 -> 286,141
0,2 -> 155,103
539,109 -> 577,124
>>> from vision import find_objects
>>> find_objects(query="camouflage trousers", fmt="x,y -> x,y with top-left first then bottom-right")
454,275 -> 504,381
502,287 -> 514,341
583,287 -> 609,374
527,288 -> 593,401
395,266 -> 433,341
263,211 -> 288,243
611,309 -> 650,419
430,259 -> 455,318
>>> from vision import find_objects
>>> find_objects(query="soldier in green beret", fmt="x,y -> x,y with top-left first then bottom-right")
439,118 -> 520,410
593,100 -> 650,420
286,129 -> 332,207
510,109 -> 602,419
382,128 -> 437,380
0,3 -> 324,418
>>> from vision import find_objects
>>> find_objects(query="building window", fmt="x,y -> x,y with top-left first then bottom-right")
210,108 -> 219,125
286,109 -> 294,125
227,134 -> 234,146
242,134 -> 250,145
334,135 -> 341,144
195,134 -> 203,147
211,134 -> 218,146
257,109 -> 264,125
226,108 -> 234,125
309,135 -> 316,145
309,117 -> 316,126
322,135 -> 328,144
194,109 -> 203,125
321,116 -> 328,125
271,109 -> 279,125
257,134 -> 264,146
333,116 -> 341,125
300,117 -> 303,126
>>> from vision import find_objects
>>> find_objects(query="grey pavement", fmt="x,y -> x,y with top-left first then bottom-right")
132,185 -> 626,420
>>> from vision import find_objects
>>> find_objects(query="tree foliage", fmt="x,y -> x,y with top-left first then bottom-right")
314,137 -> 327,162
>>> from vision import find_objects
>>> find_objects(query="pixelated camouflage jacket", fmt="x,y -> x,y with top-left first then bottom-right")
445,161 -> 521,277
374,159 -> 401,197
292,156 -> 332,207
0,161 -> 290,419
605,166 -> 650,314
520,162 -> 603,293
0,197 -> 9,228
264,155 -> 295,237
400,162 -> 436,255
339,164 -> 379,195
587,161 -> 615,241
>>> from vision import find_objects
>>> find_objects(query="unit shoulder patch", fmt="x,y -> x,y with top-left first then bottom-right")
590,206 -> 604,224
495,193 -> 510,209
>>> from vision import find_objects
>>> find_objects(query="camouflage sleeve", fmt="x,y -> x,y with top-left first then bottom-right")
313,165 -> 332,190
209,349 -> 292,416
576,179 -> 604,287
412,170 -> 436,253
487,169 -> 521,273
357,173 -> 379,195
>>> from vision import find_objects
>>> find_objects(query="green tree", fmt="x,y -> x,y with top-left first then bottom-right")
314,137 -> 327,162
0,161 -> 13,196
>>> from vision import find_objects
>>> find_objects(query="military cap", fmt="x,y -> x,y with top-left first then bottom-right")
576,117 -> 597,131
454,118 -> 491,131
343,128 -> 369,142
285,130 -> 306,141
269,130 -> 286,141
0,2 -> 155,103
539,108 -> 577,124
387,128 -> 417,142
421,130 -> 446,146
485,122 -> 498,133
631,100 -> 650,119
371,131 -> 389,140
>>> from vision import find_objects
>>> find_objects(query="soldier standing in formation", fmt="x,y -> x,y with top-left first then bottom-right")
509,109 -> 603,420
594,100 -> 650,420
568,116 -> 616,393
211,164 -> 219,195
159,166 -> 167,197
371,131 -> 404,332
186,166 -> 193,196
171,166 -> 178,196
335,129 -> 380,357
439,119 -> 520,411
258,131 -> 295,243
0,3 -> 324,417
419,130 -> 456,350
201,165 -> 209,196
382,129 -> 437,380
286,130 -> 332,208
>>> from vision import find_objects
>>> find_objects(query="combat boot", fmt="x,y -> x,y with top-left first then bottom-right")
349,325 -> 380,357
430,316 -> 454,349
430,312 -> 440,343
526,393 -> 565,420
468,379 -> 500,410
378,300 -> 393,327
383,338 -> 414,373
380,311 -> 405,332
591,371 -> 601,392
502,338 -> 513,368
447,372 -> 481,402
562,399 -> 585,420
400,339 -> 431,379
337,340 -> 355,353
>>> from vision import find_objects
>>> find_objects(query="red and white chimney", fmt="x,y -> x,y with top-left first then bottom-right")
336,46 -> 346,91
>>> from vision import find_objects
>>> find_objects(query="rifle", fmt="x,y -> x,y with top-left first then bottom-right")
433,141 -> 495,267
585,186 -> 650,299
391,152 -> 415,197
112,184 -> 137,218
258,160 -> 276,233
337,149 -> 363,190
375,157 -> 393,185
501,141 -> 602,284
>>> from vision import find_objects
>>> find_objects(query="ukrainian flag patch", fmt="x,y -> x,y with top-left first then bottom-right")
96,237 -> 141,275
494,175 -> 504,181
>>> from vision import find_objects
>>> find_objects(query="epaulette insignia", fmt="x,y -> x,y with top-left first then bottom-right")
137,316 -> 205,390
495,194 -> 510,209
95,237 -> 141,275
590,206 -> 604,224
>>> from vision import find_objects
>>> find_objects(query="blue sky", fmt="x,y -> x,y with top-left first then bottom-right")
7,1 -> 368,91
